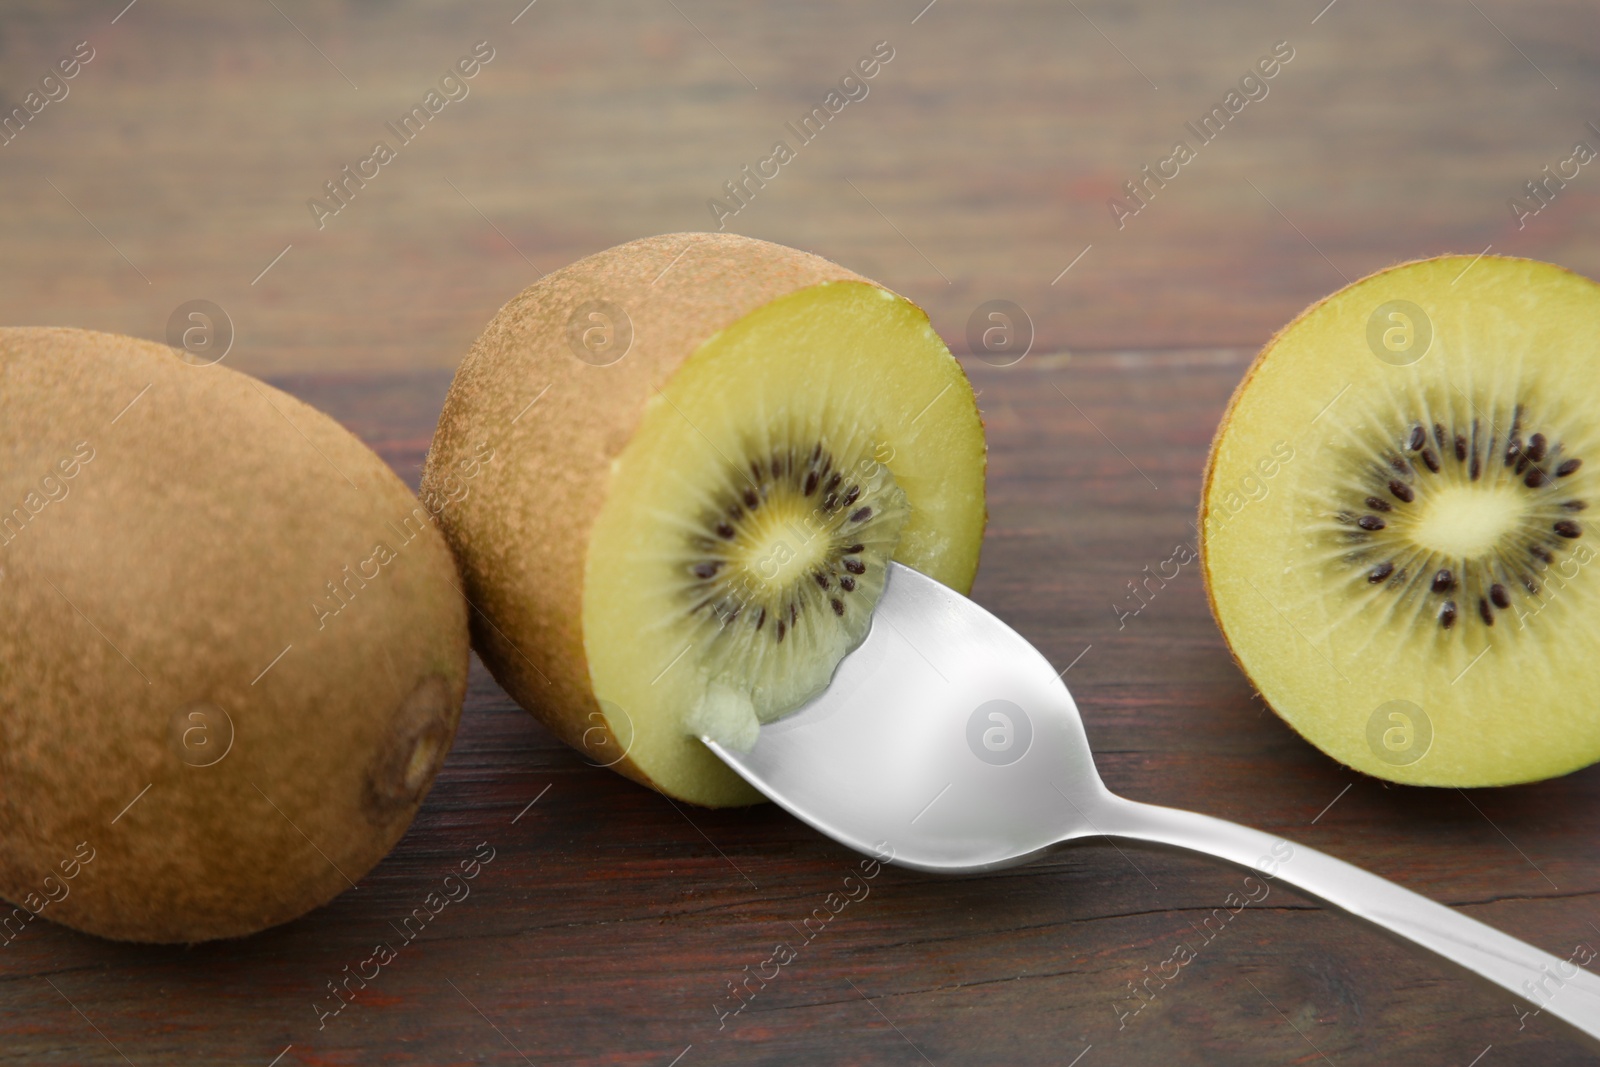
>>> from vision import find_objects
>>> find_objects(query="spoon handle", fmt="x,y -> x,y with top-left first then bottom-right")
1094,794 -> 1600,1047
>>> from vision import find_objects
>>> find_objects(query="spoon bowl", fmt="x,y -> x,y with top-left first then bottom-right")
707,559 -> 1108,873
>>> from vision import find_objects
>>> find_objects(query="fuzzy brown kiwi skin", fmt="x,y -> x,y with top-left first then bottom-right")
1196,254 -> 1585,757
0,328 -> 471,942
423,233 -> 981,799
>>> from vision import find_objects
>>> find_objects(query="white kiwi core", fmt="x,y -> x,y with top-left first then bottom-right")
1410,485 -> 1524,559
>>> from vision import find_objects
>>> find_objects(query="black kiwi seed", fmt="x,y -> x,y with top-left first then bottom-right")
830,598 -> 844,616
1563,500 -> 1587,511
1470,449 -> 1482,481
1440,601 -> 1458,629
1532,545 -> 1555,563
790,603 -> 798,624
1527,433 -> 1548,462
843,558 -> 866,575
814,573 -> 830,590
1357,514 -> 1386,531
1525,469 -> 1547,488
850,506 -> 874,523
1478,598 -> 1494,625
742,487 -> 760,508
803,470 -> 819,495
1554,520 -> 1583,539
1490,584 -> 1510,609
1366,496 -> 1392,512
844,543 -> 865,554
825,472 -> 842,493
1408,425 -> 1425,451
1390,455 -> 1411,476
1388,480 -> 1414,503
1523,575 -> 1540,595
842,485 -> 861,507
1433,423 -> 1447,448
1557,458 -> 1582,477
1505,437 -> 1522,467
1431,569 -> 1455,593
1454,434 -> 1467,462
755,607 -> 766,631
840,576 -> 857,592
776,619 -> 786,642
715,521 -> 736,539
1421,448 -> 1441,473
693,561 -> 723,579
1368,561 -> 1394,583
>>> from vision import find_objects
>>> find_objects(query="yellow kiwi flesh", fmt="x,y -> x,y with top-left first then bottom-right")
424,234 -> 987,807
586,281 -> 985,803
1202,256 -> 1599,786
0,328 -> 470,942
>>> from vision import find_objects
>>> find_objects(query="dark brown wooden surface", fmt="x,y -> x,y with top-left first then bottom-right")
3,0 -> 1599,372
6,0 -> 1600,1063
6,355 -> 1600,1065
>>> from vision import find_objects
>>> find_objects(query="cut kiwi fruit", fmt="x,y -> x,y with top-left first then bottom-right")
0,328 -> 470,941
1202,255 -> 1598,786
424,233 -> 987,806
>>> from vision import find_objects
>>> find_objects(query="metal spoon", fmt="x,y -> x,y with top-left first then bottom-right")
705,562 -> 1600,1046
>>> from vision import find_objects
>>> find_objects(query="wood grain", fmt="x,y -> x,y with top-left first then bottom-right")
3,354 -> 1598,1065
1,0 -> 1597,372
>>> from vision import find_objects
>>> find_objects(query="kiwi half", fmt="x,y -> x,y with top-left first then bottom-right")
424,233 -> 987,806
0,328 -> 470,941
1202,256 -> 1597,786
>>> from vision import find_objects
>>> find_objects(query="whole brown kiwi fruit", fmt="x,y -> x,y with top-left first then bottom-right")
0,327 -> 470,942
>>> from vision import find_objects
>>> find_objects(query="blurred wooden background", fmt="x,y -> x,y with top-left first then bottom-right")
4,2 -> 1600,1065
1,0 -> 1596,372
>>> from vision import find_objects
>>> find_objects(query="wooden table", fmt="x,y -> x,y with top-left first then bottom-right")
5,355 -> 1600,1065
5,0 -> 1600,1063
